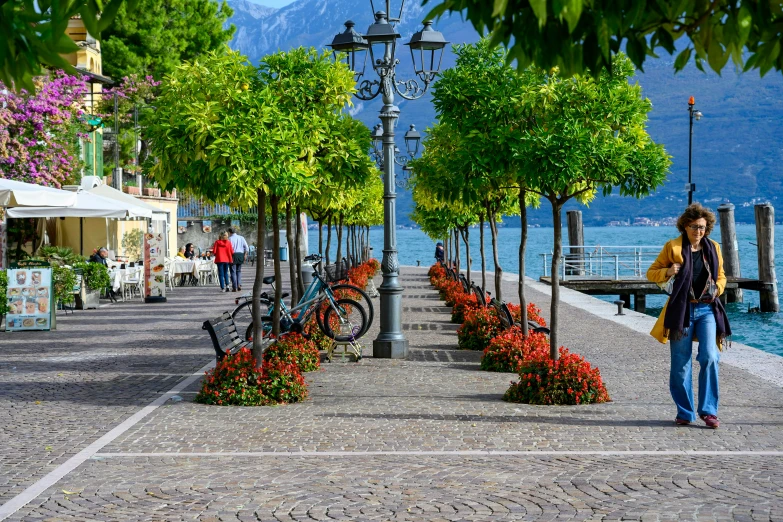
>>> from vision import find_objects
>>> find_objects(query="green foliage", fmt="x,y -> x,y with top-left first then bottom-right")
52,265 -> 77,306
121,229 -> 143,261
0,0 -> 137,92
424,0 -> 783,78
263,333 -> 320,373
0,271 -> 8,316
101,0 -> 235,80
73,261 -> 110,291
35,246 -> 82,266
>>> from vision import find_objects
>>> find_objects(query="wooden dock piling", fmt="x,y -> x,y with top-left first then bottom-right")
717,203 -> 743,303
566,210 -> 584,276
754,203 -> 779,312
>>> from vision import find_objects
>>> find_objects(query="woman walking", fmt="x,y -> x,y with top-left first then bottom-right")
211,232 -> 234,293
647,203 -> 731,429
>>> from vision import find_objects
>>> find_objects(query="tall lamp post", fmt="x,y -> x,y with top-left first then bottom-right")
687,96 -> 703,206
329,2 -> 447,359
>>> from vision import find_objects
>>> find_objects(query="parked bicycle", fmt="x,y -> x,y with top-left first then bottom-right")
232,254 -> 370,343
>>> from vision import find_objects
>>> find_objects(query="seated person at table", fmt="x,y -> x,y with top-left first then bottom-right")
184,243 -> 196,260
176,246 -> 187,259
90,247 -> 109,266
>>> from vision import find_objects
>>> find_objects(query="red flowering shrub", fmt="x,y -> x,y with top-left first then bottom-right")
451,292 -> 480,324
263,333 -> 320,372
260,359 -> 308,404
195,347 -> 310,406
507,302 -> 547,328
195,348 -> 266,406
348,263 -> 374,289
457,307 -> 501,351
503,346 -> 611,405
303,314 -> 333,352
367,258 -> 380,273
439,279 -> 465,306
481,327 -> 550,372
429,263 -> 446,279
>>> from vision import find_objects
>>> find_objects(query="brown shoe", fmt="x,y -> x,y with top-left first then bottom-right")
237,286 -> 242,291
674,417 -> 691,426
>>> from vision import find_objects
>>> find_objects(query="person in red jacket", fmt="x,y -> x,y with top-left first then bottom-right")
211,231 -> 234,292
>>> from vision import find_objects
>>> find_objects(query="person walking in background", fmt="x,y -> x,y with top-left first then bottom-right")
434,242 -> 444,263
646,203 -> 731,429
211,231 -> 234,293
228,227 -> 249,292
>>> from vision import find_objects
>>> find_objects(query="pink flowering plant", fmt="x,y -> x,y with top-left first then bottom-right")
0,71 -> 89,187
263,333 -> 320,373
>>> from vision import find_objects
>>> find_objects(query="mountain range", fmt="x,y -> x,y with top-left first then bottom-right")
225,0 -> 783,226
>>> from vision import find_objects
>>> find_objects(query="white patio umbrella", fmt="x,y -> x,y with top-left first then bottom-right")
7,188 -> 154,256
0,178 -> 78,207
0,179 -> 78,268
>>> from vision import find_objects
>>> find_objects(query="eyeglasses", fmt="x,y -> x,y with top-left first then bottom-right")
688,225 -> 707,232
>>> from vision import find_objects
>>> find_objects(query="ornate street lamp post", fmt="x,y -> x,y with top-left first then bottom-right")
329,2 -> 447,359
687,96 -> 703,206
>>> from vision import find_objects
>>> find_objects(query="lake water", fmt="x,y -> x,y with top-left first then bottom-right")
308,224 -> 783,357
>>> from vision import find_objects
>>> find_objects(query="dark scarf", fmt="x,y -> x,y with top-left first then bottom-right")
664,234 -> 732,347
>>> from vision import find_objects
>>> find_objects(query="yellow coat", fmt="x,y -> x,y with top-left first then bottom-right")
646,236 -> 727,344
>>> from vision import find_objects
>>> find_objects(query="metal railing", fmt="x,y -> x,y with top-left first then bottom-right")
540,245 -> 662,280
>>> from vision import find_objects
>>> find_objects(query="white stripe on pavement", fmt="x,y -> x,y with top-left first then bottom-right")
92,450 -> 783,457
0,361 -> 215,521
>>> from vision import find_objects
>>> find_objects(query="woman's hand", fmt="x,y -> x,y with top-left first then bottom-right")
666,263 -> 681,277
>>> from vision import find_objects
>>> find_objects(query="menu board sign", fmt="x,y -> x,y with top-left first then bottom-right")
144,232 -> 167,303
6,267 -> 53,331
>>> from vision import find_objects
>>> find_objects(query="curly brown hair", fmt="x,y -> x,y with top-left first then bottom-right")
676,203 -> 716,236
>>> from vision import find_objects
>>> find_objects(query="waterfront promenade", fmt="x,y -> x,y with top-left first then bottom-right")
0,266 -> 782,520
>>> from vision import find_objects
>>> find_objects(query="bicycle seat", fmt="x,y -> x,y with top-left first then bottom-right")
263,276 -> 275,285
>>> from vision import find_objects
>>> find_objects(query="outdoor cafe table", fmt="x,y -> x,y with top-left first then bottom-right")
170,260 -> 198,277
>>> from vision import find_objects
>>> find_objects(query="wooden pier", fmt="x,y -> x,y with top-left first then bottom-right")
539,276 -> 772,313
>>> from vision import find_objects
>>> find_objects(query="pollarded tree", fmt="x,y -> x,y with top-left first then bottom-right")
145,47 -> 358,360
512,53 -> 671,358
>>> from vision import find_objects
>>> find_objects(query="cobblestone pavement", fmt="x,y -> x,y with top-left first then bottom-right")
2,267 -> 783,521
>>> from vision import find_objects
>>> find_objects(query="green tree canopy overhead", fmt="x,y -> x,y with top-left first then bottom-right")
1,0 -> 138,91
424,0 -> 783,77
102,0 -> 234,80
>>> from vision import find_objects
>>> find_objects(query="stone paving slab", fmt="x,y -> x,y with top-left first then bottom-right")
2,266 -> 783,521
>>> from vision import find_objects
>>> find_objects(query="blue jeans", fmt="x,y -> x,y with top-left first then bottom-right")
230,263 -> 242,290
669,303 -> 720,421
217,262 -> 230,289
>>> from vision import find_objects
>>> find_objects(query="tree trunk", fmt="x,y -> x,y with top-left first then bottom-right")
295,205 -> 305,299
251,188 -> 267,363
518,188 -> 529,337
479,213 -> 486,292
459,226 -> 471,289
336,214 -> 343,265
487,201 -> 503,302
271,194 -> 283,337
285,202 -> 298,306
318,218 -> 323,271
325,215 -> 332,267
549,197 -> 564,360
453,228 -> 460,276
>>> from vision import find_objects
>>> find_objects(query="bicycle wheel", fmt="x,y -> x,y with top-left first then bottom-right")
231,301 -> 254,341
320,298 -> 368,342
330,283 -> 374,337
245,316 -> 274,343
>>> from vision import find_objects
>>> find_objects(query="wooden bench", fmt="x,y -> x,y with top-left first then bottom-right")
491,298 -> 550,335
202,312 -> 251,362
458,273 -> 470,294
471,284 -> 488,307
